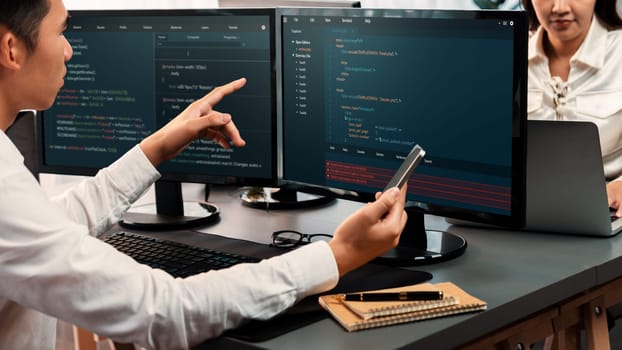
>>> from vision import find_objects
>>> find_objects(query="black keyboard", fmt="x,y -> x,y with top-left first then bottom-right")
103,232 -> 260,278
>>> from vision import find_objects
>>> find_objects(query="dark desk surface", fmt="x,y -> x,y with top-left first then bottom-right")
43,179 -> 622,349
179,185 -> 621,350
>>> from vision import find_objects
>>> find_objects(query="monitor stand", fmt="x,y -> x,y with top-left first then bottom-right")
239,183 -> 335,210
119,180 -> 219,230
373,207 -> 467,266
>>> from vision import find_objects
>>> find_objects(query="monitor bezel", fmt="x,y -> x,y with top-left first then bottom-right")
277,7 -> 528,228
219,0 -> 361,7
36,8 -> 280,188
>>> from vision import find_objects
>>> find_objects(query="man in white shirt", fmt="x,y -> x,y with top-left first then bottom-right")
0,0 -> 408,348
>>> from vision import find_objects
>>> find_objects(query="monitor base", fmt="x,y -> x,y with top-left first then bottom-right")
373,230 -> 467,266
119,201 -> 220,230
240,186 -> 335,210
373,207 -> 467,266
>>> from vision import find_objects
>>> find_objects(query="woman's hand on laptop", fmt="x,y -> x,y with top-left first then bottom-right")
607,181 -> 622,217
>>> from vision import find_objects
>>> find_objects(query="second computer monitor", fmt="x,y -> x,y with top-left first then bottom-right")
279,8 -> 527,263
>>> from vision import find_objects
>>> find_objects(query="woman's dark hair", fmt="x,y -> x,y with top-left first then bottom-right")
521,0 -> 622,31
0,0 -> 50,53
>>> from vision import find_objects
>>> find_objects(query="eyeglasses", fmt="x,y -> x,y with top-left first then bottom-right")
270,230 -> 333,249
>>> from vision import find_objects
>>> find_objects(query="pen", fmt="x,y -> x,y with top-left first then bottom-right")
344,291 -> 443,302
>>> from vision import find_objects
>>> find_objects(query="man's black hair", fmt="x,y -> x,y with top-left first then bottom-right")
0,0 -> 51,53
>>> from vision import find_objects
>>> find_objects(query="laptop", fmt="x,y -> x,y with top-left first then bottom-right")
450,120 -> 622,237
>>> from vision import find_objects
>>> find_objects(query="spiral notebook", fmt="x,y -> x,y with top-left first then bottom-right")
319,281 -> 486,332
340,282 -> 458,320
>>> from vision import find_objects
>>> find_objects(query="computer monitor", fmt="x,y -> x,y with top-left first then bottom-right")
279,8 -> 528,265
36,8 -> 278,229
219,0 -> 361,7
218,0 -> 360,210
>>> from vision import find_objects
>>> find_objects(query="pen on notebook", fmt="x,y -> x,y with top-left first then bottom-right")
343,291 -> 443,302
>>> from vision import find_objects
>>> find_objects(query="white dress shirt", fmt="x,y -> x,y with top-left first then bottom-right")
0,130 -> 338,349
527,17 -> 622,180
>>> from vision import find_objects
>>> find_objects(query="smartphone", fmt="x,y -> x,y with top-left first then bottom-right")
384,144 -> 425,191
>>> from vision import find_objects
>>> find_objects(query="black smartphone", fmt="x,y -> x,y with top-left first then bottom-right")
384,144 -> 425,191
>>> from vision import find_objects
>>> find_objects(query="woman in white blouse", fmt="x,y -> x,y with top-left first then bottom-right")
522,0 -> 622,215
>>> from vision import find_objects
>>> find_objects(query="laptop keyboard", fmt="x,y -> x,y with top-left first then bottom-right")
103,231 -> 260,278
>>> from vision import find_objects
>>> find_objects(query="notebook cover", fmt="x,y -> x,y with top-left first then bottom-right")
319,281 -> 486,332
342,283 -> 458,320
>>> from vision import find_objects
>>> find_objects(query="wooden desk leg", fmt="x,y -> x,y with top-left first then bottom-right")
458,308 -> 558,350
501,318 -> 556,350
583,296 -> 610,350
550,324 -> 580,350
543,334 -> 554,350
461,277 -> 622,350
